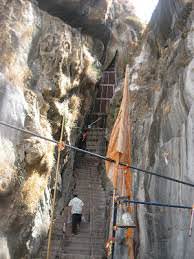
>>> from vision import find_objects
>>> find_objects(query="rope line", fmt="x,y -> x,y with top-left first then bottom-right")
0,120 -> 58,144
0,120 -> 194,188
118,199 -> 192,210
46,116 -> 65,259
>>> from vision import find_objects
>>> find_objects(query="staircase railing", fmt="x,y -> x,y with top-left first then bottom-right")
88,117 -> 102,128
89,169 -> 95,258
90,166 -> 102,259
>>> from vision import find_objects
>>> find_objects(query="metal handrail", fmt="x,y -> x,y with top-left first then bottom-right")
89,170 -> 94,257
88,117 -> 102,128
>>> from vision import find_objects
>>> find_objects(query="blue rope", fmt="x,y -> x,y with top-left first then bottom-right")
119,198 -> 192,210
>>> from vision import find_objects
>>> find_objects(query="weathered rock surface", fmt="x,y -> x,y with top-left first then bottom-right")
0,0 -> 141,258
37,0 -> 111,44
37,0 -> 142,76
107,1 -> 194,258
126,1 -> 194,258
0,0 -> 103,257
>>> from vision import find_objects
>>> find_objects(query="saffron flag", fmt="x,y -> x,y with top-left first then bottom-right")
106,64 -> 132,196
106,65 -> 134,258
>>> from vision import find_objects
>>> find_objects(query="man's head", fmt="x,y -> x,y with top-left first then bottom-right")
73,194 -> 78,198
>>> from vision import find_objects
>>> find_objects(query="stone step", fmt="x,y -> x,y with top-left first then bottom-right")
75,167 -> 99,171
80,206 -> 106,211
60,254 -> 103,259
63,234 -> 105,240
74,178 -> 100,181
79,195 -> 105,199
64,238 -> 105,244
79,206 -> 105,210
75,178 -> 101,182
75,184 -> 102,188
88,134 -> 105,137
87,144 -> 105,148
63,242 -> 104,249
88,136 -> 105,139
87,149 -> 102,153
65,232 -> 104,238
62,248 -> 105,256
76,188 -> 104,192
75,179 -> 101,182
76,187 -> 103,191
74,189 -> 104,194
88,130 -> 105,133
88,131 -> 105,135
39,252 -> 59,259
77,192 -> 103,195
86,139 -> 103,142
88,135 -> 105,138
86,144 -> 101,148
75,158 -> 99,163
75,183 -> 103,188
74,170 -> 99,173
76,198 -> 105,203
52,230 -> 105,238
75,189 -> 104,193
74,184 -> 103,188
78,193 -> 105,197
74,179 -> 100,182
87,136 -> 104,140
75,193 -> 104,198
73,176 -> 99,179
86,142 -> 101,146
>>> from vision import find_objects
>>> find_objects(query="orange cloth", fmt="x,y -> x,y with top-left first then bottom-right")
106,65 -> 134,258
106,64 -> 132,196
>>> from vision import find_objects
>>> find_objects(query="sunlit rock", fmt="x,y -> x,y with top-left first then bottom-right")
0,167 -> 15,196
0,236 -> 10,259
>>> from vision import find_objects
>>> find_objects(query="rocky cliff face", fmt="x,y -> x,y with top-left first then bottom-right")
0,0 -> 103,257
36,0 -> 142,76
127,0 -> 194,258
0,0 -> 140,258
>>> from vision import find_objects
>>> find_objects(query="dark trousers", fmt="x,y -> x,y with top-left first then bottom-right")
72,213 -> 82,234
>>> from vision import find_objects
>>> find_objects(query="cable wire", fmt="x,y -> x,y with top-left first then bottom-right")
118,198 -> 192,210
0,120 -> 194,189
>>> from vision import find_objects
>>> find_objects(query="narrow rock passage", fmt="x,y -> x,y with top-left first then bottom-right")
39,129 -> 107,259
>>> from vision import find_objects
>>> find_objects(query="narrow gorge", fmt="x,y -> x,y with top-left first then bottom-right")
0,0 -> 194,259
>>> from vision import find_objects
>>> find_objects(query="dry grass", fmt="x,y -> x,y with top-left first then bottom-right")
68,94 -> 81,122
0,138 -> 17,195
83,46 -> 101,83
21,171 -> 48,214
0,165 -> 16,195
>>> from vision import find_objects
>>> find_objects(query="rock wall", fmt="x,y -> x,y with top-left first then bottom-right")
36,0 -> 142,77
127,1 -> 194,258
0,0 -> 142,257
0,0 -> 103,257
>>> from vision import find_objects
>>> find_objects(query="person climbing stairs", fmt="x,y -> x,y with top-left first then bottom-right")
62,156 -> 106,258
38,128 -> 107,259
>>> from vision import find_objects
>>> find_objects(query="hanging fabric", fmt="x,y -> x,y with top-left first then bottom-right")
106,65 -> 134,258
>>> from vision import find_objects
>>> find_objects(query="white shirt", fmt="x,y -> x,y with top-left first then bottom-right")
68,197 -> 84,214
